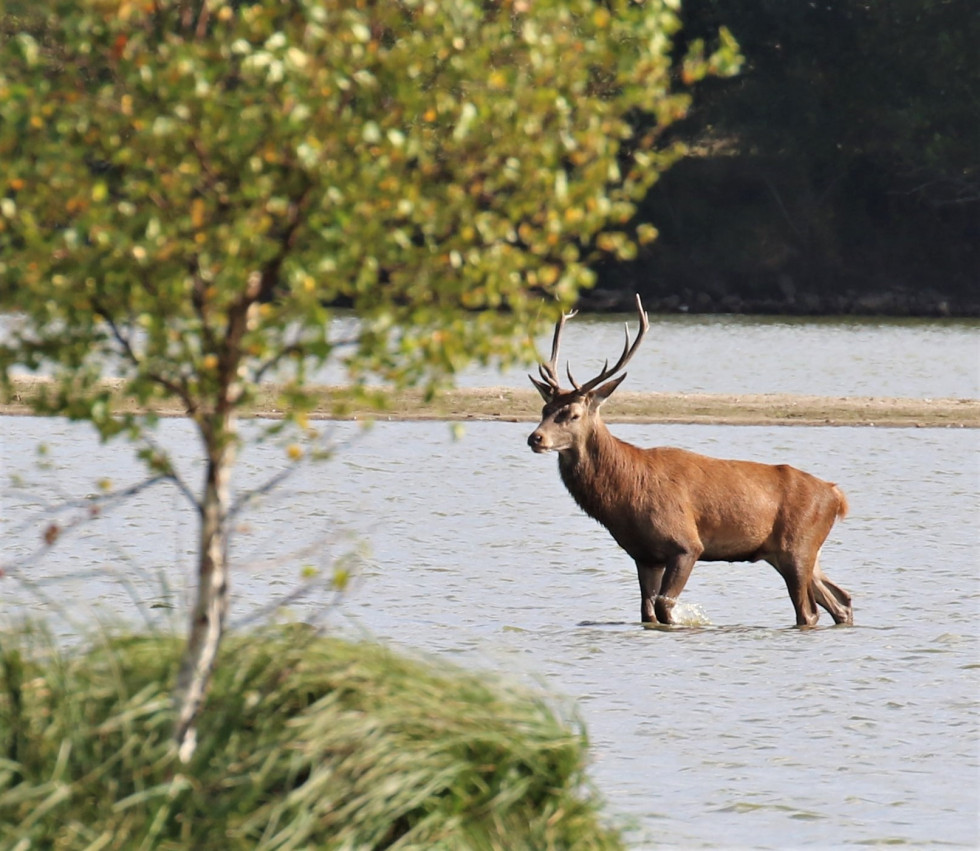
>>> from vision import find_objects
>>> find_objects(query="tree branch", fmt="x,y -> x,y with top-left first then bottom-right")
190,254 -> 218,357
0,474 -> 182,576
91,297 -> 200,417
228,458 -> 302,521
137,431 -> 201,515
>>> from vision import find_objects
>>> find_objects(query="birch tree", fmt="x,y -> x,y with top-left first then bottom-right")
0,0 -> 738,758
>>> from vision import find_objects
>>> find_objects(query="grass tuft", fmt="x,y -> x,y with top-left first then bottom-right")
0,625 -> 623,850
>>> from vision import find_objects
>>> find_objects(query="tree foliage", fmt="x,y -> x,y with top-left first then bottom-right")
1,0 -> 739,414
0,0 -> 739,755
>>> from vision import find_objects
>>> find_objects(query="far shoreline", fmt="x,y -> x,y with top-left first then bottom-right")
2,377 -> 977,428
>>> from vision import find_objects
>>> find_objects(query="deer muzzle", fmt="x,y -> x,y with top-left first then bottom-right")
527,429 -> 552,453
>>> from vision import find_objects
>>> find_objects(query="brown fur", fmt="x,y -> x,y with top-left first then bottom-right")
528,366 -> 852,627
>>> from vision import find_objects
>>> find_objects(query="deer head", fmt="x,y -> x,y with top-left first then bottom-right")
527,294 -> 649,454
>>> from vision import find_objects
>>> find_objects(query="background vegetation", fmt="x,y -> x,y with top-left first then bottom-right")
597,0 -> 979,316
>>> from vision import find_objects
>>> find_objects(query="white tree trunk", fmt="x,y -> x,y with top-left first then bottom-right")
173,417 -> 236,762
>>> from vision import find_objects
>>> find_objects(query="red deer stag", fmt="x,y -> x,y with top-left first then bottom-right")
527,296 -> 853,627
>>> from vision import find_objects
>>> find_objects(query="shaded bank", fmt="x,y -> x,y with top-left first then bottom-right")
579,279 -> 980,318
2,376 -> 978,428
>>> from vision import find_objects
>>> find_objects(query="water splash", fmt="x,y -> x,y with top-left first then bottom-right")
671,601 -> 713,627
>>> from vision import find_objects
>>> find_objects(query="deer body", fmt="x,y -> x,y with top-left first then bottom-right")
527,297 -> 853,627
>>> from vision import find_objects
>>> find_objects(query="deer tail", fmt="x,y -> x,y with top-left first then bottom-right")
832,484 -> 849,520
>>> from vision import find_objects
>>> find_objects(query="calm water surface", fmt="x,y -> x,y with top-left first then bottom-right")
1,318 -> 978,849
6,312 -> 977,398
313,313 -> 980,398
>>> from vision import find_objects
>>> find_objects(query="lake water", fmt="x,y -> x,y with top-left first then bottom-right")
1,317 -> 978,849
296,312 -> 980,398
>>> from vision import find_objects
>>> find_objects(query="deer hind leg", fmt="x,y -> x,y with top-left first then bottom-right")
770,555 -> 819,627
636,562 -> 665,624
811,559 -> 853,625
654,550 -> 699,624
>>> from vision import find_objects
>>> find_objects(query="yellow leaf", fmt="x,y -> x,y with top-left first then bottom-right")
637,223 -> 659,245
333,567 -> 350,591
539,265 -> 559,285
191,198 -> 205,229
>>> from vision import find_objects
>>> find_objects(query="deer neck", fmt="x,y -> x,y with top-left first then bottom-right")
556,419 -> 629,523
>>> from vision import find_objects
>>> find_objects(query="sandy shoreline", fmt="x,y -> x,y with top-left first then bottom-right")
2,376 -> 977,427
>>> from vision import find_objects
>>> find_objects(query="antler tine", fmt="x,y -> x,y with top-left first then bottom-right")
538,361 -> 558,387
532,308 -> 577,394
576,294 -> 650,394
568,358 -> 607,391
549,309 -> 576,366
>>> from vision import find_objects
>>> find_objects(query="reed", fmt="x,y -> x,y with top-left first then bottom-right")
0,625 -> 623,850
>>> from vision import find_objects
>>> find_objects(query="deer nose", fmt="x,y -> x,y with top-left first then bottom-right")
527,430 -> 547,451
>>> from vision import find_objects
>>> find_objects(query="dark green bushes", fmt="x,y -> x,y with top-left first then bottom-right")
604,0 -> 980,316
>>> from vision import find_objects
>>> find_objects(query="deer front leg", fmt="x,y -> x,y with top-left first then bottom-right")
636,562 -> 665,623
655,550 -> 699,624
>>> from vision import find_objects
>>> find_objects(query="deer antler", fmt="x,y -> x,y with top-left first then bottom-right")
530,308 -> 577,398
530,295 -> 648,399
571,294 -> 649,394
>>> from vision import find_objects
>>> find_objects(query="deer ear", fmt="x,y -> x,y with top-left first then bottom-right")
590,373 -> 627,407
529,374 -> 554,402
